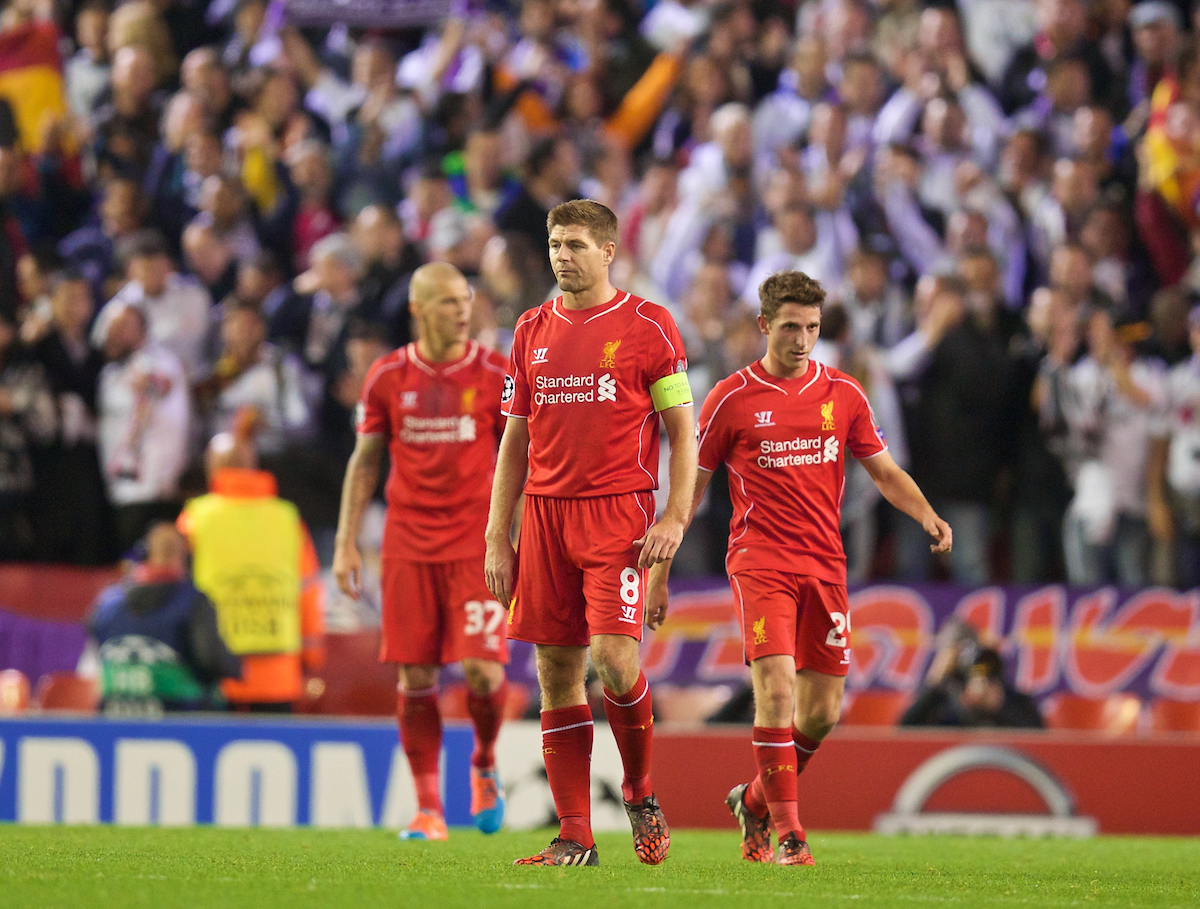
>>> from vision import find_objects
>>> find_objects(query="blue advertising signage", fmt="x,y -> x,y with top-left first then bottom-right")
0,716 -> 475,826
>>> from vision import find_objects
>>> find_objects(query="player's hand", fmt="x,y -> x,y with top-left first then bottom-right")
485,535 -> 517,606
333,544 -> 362,600
634,516 -> 686,569
644,566 -> 670,631
926,515 -> 953,554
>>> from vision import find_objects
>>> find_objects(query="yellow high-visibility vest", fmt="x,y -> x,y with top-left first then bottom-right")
185,494 -> 303,656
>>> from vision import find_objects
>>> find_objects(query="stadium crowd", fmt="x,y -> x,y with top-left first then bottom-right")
4,0 -> 1200,587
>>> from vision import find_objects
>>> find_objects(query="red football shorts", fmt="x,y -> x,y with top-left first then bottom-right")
509,492 -> 656,646
380,556 -> 509,665
729,570 -> 851,676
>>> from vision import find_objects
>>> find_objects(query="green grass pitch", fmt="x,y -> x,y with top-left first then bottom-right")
2,826 -> 1198,908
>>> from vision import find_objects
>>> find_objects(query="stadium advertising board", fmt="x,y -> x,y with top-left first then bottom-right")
584,582 -> 1200,700
2,718 -> 1197,834
0,717 -> 467,827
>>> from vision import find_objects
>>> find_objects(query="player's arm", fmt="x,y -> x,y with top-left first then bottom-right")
485,416 -> 530,606
635,401 -> 698,568
333,434 -> 385,599
860,449 -> 952,553
645,466 -> 713,631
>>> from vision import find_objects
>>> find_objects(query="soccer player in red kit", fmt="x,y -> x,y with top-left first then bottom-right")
485,200 -> 697,867
648,271 -> 952,865
334,262 -> 510,841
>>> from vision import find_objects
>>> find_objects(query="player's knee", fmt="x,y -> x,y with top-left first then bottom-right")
800,698 -> 842,739
590,640 -> 639,695
754,680 -> 795,726
462,659 -> 505,694
399,665 -> 439,691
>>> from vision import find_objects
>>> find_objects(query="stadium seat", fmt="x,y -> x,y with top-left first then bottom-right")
33,672 -> 99,713
840,690 -> 911,726
0,668 -> 30,715
1148,699 -> 1200,733
1043,693 -> 1142,734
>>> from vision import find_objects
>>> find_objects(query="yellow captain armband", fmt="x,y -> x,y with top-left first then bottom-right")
650,372 -> 693,411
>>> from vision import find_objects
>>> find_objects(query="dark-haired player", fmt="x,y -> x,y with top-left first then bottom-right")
650,270 -> 951,865
485,199 -> 697,867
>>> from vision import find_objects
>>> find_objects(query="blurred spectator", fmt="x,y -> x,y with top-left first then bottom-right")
1011,286 -> 1076,582
999,0 -> 1123,118
495,135 -> 582,247
478,230 -> 556,335
182,221 -> 238,303
59,175 -> 147,301
65,0 -> 111,118
283,139 -> 340,272
91,44 -> 163,180
894,275 -> 1012,584
96,230 -> 213,382
352,203 -> 421,343
1155,303 -> 1200,587
818,303 -> 910,582
237,250 -> 296,325
179,430 -> 325,712
197,298 -> 311,456
88,522 -> 240,713
144,91 -> 211,247
96,301 -> 190,552
180,46 -> 239,132
1060,309 -> 1168,586
0,306 -> 54,559
29,269 -> 113,564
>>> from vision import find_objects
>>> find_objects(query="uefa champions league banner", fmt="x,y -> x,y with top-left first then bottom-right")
503,582 -> 1200,702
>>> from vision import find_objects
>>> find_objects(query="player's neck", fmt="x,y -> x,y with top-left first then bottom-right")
416,336 -> 467,363
760,353 -> 812,380
560,280 -> 619,311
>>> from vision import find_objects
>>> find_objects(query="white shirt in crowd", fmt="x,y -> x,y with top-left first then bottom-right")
1064,356 -> 1169,518
208,344 -> 313,456
98,343 -> 191,506
94,274 -> 213,381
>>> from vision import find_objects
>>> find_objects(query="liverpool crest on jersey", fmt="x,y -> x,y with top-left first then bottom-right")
600,339 -> 622,368
821,400 -> 835,431
461,387 -> 477,412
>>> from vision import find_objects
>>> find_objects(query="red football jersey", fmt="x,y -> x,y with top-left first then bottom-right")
357,340 -> 507,560
502,291 -> 688,498
697,359 -> 887,583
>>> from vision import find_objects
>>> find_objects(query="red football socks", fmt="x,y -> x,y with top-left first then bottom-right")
467,682 -> 508,769
753,725 -> 803,840
602,671 -> 655,803
398,687 -> 443,813
793,728 -> 821,774
541,705 -> 595,848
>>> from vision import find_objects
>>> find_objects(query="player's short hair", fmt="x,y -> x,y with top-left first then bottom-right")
758,271 -> 826,324
546,199 -> 619,249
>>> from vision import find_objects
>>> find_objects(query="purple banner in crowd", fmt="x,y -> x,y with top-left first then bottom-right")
284,0 -> 452,27
486,582 -> 1200,702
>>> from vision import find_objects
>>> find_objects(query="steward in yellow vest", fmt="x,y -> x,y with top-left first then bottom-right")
179,436 -> 324,710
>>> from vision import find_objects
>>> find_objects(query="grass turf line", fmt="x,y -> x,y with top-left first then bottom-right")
1,826 -> 1198,909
